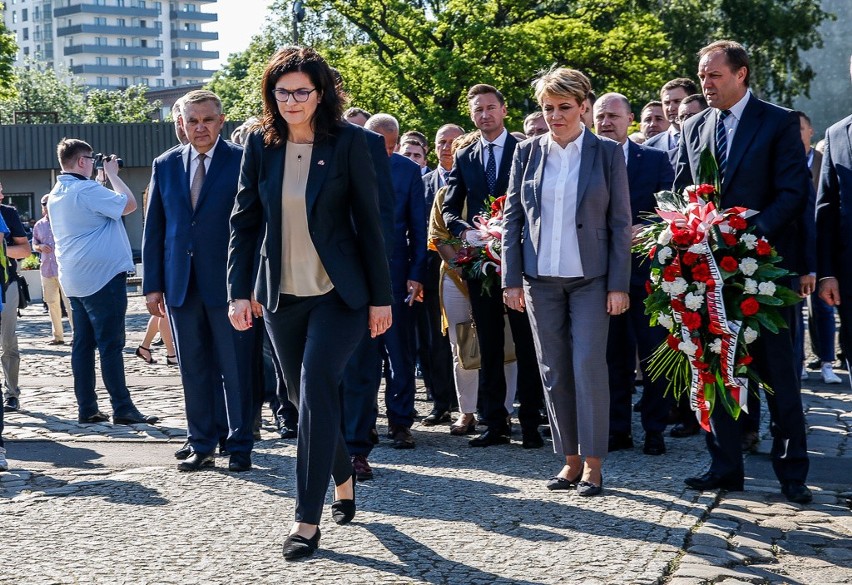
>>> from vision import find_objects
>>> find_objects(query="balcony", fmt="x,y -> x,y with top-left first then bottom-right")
172,67 -> 218,78
72,64 -> 163,76
171,29 -> 217,41
54,5 -> 159,18
65,44 -> 161,56
171,48 -> 218,59
170,10 -> 217,22
56,24 -> 161,37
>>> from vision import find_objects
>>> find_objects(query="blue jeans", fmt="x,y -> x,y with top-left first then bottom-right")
69,273 -> 135,419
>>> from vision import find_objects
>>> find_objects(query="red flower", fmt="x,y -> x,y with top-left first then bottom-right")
728,216 -> 747,230
756,239 -> 771,256
740,297 -> 760,316
662,264 -> 680,282
454,247 -> 476,265
671,225 -> 697,246
692,358 -> 709,370
491,196 -> 506,215
719,256 -> 738,272
648,245 -> 657,259
671,298 -> 686,313
645,280 -> 653,295
666,335 -> 681,351
695,184 -> 716,197
681,311 -> 702,330
737,355 -> 753,366
691,262 -> 711,283
721,232 -> 737,246
682,251 -> 699,266
699,370 -> 717,384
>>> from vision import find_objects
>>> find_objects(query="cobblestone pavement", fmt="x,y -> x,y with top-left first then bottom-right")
1,296 -> 850,584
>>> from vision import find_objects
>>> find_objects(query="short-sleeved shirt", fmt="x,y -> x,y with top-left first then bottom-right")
47,173 -> 134,298
0,204 -> 28,283
31,216 -> 59,279
0,211 -> 9,308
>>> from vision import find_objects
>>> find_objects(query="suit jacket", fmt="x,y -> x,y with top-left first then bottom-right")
143,138 -> 242,308
644,131 -> 678,169
228,123 -> 393,312
422,168 -> 447,291
816,114 -> 852,290
502,132 -> 632,293
442,132 -> 519,237
364,128 -> 396,260
388,153 -> 427,296
810,148 -> 823,191
627,140 -> 675,286
674,95 -> 810,273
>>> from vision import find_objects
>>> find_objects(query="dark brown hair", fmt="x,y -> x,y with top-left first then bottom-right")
56,138 -> 93,169
467,84 -> 505,106
661,77 -> 698,97
698,40 -> 750,86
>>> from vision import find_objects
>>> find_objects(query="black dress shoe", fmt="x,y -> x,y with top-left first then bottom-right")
577,475 -> 604,497
546,473 -> 581,491
331,472 -> 356,525
282,527 -> 321,560
469,429 -> 510,447
741,430 -> 760,452
174,441 -> 192,460
78,411 -> 110,424
278,420 -> 298,439
522,427 -> 545,449
421,409 -> 451,426
782,482 -> 813,504
684,471 -> 743,491
177,452 -> 215,472
643,431 -> 666,456
228,452 -> 252,472
608,432 -> 634,452
113,411 -> 159,425
670,421 -> 700,438
3,396 -> 19,412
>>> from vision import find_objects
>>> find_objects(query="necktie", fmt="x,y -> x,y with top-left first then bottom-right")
190,153 -> 206,209
715,110 -> 731,182
485,143 -> 497,195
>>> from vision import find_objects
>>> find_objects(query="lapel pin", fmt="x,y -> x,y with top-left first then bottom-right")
317,160 -> 325,166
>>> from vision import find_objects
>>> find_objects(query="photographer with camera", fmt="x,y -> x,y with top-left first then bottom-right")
47,138 -> 158,426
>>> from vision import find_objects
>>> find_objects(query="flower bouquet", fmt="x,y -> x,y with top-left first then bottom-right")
634,180 -> 801,431
450,195 -> 506,296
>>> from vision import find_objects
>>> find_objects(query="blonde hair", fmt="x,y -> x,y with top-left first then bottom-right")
532,66 -> 591,106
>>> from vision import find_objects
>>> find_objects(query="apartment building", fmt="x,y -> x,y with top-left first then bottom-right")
2,0 -> 219,90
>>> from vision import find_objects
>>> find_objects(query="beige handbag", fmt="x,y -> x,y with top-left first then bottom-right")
455,314 -> 517,370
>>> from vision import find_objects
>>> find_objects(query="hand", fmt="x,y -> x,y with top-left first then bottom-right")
798,274 -> 816,298
819,277 -> 841,306
38,244 -> 54,254
607,291 -> 630,316
229,299 -> 254,331
145,292 -> 166,318
503,287 -> 525,312
102,155 -> 121,178
406,280 -> 423,306
464,229 -> 488,247
250,294 -> 264,319
369,305 -> 392,338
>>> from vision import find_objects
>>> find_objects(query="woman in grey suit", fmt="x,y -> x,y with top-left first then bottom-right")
228,46 -> 392,558
502,67 -> 632,496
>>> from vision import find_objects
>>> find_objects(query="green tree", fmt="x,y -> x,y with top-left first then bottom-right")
0,58 -> 85,123
83,84 -> 162,123
0,2 -> 16,101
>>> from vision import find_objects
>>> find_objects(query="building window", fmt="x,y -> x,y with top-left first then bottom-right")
156,40 -> 163,49
94,0 -> 106,5
23,46 -> 30,56
119,57 -> 127,66
97,76 -> 108,86
95,37 -> 107,46
140,58 -> 149,67
96,56 -> 107,65
140,39 -> 147,47
94,17 -> 106,26
22,28 -> 29,41
11,12 -> 17,25
141,78 -> 149,86
120,77 -> 129,86
117,0 -> 125,6
156,58 -> 163,69
22,8 -> 28,21
140,20 -> 147,28
117,18 -> 126,27
156,78 -> 164,87
185,3 -> 196,12
118,38 -> 127,47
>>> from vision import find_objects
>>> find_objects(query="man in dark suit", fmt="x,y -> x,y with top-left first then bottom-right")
443,84 -> 545,448
674,40 -> 812,503
816,55 -> 852,379
143,90 -> 255,473
594,93 -> 675,456
645,78 -> 699,168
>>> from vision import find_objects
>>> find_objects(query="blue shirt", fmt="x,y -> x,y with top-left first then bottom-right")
0,211 -> 8,310
47,174 -> 133,297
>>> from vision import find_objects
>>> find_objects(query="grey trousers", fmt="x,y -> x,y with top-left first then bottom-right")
523,275 -> 610,458
1,281 -> 20,398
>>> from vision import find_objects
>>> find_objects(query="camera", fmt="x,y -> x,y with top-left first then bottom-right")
94,153 -> 124,169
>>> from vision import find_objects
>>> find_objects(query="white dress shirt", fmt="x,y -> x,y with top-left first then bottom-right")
717,91 -> 751,159
537,128 -> 585,278
479,128 -> 508,174
188,138 -> 217,176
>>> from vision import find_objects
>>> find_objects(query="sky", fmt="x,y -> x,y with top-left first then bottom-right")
208,0 -> 276,70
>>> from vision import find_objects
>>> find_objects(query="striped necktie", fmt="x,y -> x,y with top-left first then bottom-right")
715,110 -> 732,181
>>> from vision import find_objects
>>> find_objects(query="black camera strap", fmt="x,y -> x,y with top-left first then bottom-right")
59,172 -> 90,181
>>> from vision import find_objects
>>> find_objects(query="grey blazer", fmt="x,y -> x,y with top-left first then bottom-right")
502,131 -> 632,292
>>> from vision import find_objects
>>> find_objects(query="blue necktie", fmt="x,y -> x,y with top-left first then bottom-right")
715,110 -> 731,181
485,143 -> 497,196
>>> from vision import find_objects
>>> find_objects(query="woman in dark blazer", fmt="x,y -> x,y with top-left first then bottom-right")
502,67 -> 632,496
228,46 -> 392,559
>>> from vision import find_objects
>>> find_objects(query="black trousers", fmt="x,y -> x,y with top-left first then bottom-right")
418,281 -> 457,412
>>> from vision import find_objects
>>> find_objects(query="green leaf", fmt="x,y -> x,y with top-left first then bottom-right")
755,294 -> 784,306
754,265 -> 789,280
752,311 -> 780,333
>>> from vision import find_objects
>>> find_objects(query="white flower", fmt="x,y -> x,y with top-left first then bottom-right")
743,327 -> 758,344
657,228 -> 673,245
740,257 -> 759,276
743,278 -> 758,295
684,292 -> 704,310
651,272 -> 660,284
657,246 -> 673,264
708,338 -> 723,354
740,233 -> 758,250
694,282 -> 707,295
657,313 -> 674,329
688,243 -> 706,254
678,339 -> 698,357
669,277 -> 688,296
758,282 -> 776,296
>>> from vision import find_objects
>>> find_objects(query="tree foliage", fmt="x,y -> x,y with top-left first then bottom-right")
0,58 -> 85,123
83,85 -> 162,123
0,2 -> 18,101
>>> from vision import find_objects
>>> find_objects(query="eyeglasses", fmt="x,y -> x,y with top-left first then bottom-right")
81,155 -> 96,161
272,88 -> 317,103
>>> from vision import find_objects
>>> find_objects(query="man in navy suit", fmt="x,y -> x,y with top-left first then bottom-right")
645,78 -> 698,167
817,55 -> 852,377
675,41 -> 812,503
443,84 -> 545,449
143,90 -> 255,473
594,93 -> 675,456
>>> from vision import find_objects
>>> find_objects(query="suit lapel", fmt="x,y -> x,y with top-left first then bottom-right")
845,121 -> 852,167
724,96 -> 762,188
193,142 -> 227,213
495,134 -> 516,195
467,141 -> 488,195
576,131 -> 598,207
305,138 -> 334,215
627,140 -> 640,186
180,145 -> 193,211
531,135 -> 547,210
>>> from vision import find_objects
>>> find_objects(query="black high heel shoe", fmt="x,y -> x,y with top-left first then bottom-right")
166,354 -> 178,366
282,527 -> 321,560
331,471 -> 356,525
135,346 -> 156,364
